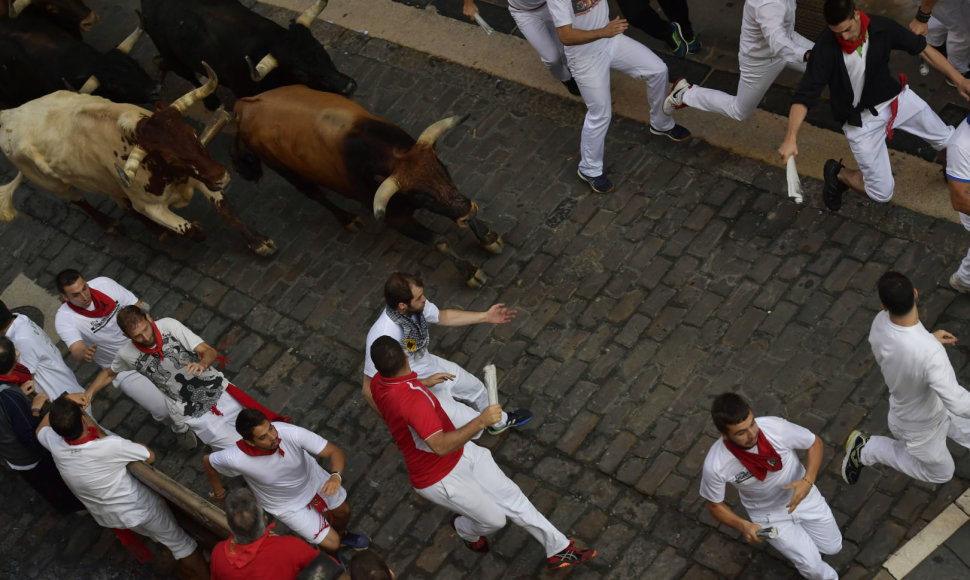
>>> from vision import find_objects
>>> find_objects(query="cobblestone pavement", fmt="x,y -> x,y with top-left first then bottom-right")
3,2 -> 970,578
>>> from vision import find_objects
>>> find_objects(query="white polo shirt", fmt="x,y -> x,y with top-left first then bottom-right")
207,422 -> 345,514
54,276 -> 138,369
547,0 -> 611,62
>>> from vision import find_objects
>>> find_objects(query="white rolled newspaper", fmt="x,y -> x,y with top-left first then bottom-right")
786,156 -> 804,204
474,13 -> 495,36
483,363 -> 498,405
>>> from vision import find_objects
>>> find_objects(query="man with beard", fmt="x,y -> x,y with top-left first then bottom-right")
700,393 -> 841,580
85,306 -> 285,451
204,409 -> 370,554
362,272 -> 530,435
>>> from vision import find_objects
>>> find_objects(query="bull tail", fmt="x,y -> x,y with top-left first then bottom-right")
0,171 -> 24,221
231,135 -> 263,183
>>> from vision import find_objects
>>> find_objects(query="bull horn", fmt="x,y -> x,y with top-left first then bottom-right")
372,176 -> 400,220
169,62 -> 218,113
78,75 -> 101,94
295,0 -> 327,27
9,0 -> 32,17
199,106 -> 232,147
415,115 -> 465,148
115,27 -> 144,55
245,54 -> 279,82
119,145 -> 148,187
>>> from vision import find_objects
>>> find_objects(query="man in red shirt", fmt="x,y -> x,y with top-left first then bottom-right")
211,488 -> 340,580
368,335 -> 596,570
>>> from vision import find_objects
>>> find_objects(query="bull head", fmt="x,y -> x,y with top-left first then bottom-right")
9,0 -> 98,30
372,114 -> 465,220
116,62 -> 219,187
77,26 -> 144,95
245,0 -> 327,82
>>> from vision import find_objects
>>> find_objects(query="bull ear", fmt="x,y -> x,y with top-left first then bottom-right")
415,114 -> 467,148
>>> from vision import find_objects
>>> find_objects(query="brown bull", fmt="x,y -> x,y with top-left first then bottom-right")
232,85 -> 502,286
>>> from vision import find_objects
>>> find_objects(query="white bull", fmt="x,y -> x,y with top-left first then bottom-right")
0,69 -> 276,255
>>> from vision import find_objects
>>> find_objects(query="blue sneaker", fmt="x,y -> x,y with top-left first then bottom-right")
686,34 -> 702,54
340,530 -> 371,550
650,124 -> 691,142
577,170 -> 614,194
670,22 -> 687,58
487,409 -> 532,435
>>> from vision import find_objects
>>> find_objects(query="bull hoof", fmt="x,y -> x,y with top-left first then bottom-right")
252,238 -> 278,257
343,216 -> 364,233
481,236 -> 504,255
466,269 -> 487,289
184,222 -> 206,242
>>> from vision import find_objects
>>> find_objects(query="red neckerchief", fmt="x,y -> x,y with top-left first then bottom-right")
223,523 -> 276,568
0,363 -> 32,385
65,288 -> 117,319
724,430 -> 783,481
132,320 -> 164,360
836,11 -> 869,55
66,426 -> 100,446
236,436 -> 284,457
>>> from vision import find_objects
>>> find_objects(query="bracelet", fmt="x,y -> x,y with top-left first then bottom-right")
209,489 -> 228,499
802,477 -> 813,486
916,8 -> 932,23
331,472 -> 342,481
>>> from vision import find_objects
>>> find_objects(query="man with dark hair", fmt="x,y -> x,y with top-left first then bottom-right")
203,409 -> 369,554
53,269 -> 190,447
363,272 -> 530,436
700,392 -> 841,580
369,336 -> 595,570
210,488 -> 329,579
842,271 -> 970,485
778,0 -> 970,211
37,393 -> 209,578
1,299 -> 85,401
85,307 -> 285,451
0,336 -> 84,514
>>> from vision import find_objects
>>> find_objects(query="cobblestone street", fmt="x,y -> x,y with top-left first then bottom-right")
3,2 -> 970,578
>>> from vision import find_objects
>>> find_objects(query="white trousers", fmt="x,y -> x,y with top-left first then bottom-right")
862,410 -> 970,483
510,5 -> 571,82
129,491 -> 198,560
928,0 -> 970,73
843,87 -> 953,202
274,484 -> 348,545
749,489 -> 841,580
183,390 -> 243,451
430,355 -> 507,429
570,35 -> 673,176
415,442 -> 569,557
682,55 -> 806,121
114,370 -> 172,425
957,212 -> 970,285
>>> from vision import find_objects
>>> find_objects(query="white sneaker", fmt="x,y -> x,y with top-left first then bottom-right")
950,273 -> 970,294
663,78 -> 692,115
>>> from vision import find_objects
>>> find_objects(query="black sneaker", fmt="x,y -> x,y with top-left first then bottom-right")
547,541 -> 597,569
842,430 -> 868,484
452,515 -> 490,554
823,158 -> 848,211
650,124 -> 691,142
577,169 -> 614,194
487,409 -> 532,435
562,78 -> 581,96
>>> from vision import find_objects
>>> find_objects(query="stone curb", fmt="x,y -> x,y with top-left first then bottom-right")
880,488 -> 970,579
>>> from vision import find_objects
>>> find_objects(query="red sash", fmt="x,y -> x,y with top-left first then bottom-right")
65,288 -> 117,319
724,430 -> 783,482
886,74 -> 908,140
0,363 -> 32,385
236,436 -> 285,457
113,529 -> 153,563
836,11 -> 869,55
131,320 -> 164,360
65,426 -> 100,446
225,384 -> 290,423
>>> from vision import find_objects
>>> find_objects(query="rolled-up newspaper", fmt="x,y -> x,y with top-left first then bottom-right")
786,156 -> 804,204
474,13 -> 495,36
483,363 -> 498,405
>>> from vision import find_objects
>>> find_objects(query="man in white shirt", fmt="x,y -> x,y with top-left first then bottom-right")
842,271 -> 970,485
547,0 -> 691,194
53,269 -> 192,447
700,393 -> 841,580
910,0 -> 970,77
37,393 -> 208,578
203,409 -> 370,553
664,0 -> 814,122
86,306 -> 285,451
362,272 -> 530,435
942,116 -> 970,293
0,300 -> 84,401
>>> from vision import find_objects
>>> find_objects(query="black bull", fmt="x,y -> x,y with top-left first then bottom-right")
140,0 -> 355,108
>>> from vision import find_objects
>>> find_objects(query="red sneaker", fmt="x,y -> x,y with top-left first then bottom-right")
451,515 -> 490,554
547,541 -> 596,569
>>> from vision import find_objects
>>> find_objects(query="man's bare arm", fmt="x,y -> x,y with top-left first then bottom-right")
557,18 -> 628,46
425,404 -> 502,456
707,500 -> 763,544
